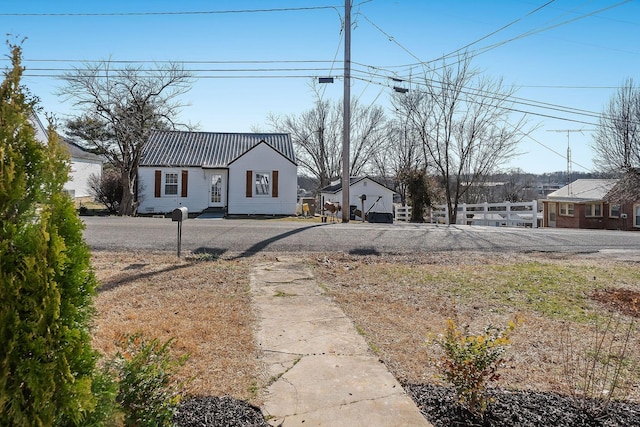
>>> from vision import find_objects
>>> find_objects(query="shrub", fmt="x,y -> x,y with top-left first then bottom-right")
88,169 -> 122,214
0,41 -> 108,426
560,314 -> 637,417
433,317 -> 518,414
110,333 -> 188,427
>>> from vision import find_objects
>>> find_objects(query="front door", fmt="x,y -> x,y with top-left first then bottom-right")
548,203 -> 556,227
209,173 -> 225,208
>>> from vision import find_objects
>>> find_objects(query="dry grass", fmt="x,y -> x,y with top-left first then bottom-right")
91,250 -> 258,401
90,249 -> 640,406
311,251 -> 640,402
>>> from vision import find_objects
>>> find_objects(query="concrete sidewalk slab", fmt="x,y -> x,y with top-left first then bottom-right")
251,257 -> 432,427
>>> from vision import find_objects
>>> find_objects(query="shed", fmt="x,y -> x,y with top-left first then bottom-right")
319,176 -> 396,221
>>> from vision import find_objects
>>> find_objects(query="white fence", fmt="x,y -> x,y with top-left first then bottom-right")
394,204 -> 412,222
429,201 -> 538,228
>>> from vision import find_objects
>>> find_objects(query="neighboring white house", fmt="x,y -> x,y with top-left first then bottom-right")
137,130 -> 297,216
62,140 -> 104,200
319,176 -> 396,221
30,115 -> 103,202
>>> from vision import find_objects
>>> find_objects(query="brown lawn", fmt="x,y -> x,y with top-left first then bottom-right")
91,250 -> 640,406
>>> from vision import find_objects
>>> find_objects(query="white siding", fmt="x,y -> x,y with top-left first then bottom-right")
64,159 -> 102,198
321,178 -> 395,218
228,143 -> 297,215
138,167 -> 227,214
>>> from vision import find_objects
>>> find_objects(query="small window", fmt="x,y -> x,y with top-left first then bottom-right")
165,173 -> 178,195
635,204 -> 640,228
255,172 -> 270,196
609,204 -> 620,218
585,203 -> 602,218
559,202 -> 574,216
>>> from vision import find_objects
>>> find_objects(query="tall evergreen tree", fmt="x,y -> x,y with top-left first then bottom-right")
1,42 -> 101,426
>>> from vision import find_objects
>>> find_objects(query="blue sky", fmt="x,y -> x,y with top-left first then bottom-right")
2,0 -> 639,174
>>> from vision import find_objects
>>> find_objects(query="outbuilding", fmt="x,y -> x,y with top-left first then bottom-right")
319,176 -> 396,222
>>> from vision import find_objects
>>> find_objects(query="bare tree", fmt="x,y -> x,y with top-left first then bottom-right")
59,62 -> 193,215
498,168 -> 537,203
268,83 -> 387,189
592,78 -> 640,173
394,55 -> 530,223
268,94 -> 341,189
371,114 -> 425,204
87,168 -> 122,214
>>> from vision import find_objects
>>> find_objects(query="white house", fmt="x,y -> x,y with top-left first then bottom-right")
63,140 -> 104,200
137,130 -> 297,216
31,115 -> 103,202
319,176 -> 396,221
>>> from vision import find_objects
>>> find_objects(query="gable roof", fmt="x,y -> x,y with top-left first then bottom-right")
546,179 -> 618,202
140,130 -> 295,168
63,139 -> 103,162
30,114 -> 102,163
320,176 -> 396,194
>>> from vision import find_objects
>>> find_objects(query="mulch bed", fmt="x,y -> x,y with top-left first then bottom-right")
173,386 -> 640,427
174,396 -> 270,427
406,384 -> 640,427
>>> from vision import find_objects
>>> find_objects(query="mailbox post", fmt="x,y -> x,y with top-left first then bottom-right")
172,207 -> 188,257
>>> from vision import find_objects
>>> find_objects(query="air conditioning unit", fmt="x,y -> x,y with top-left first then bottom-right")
621,213 -> 628,219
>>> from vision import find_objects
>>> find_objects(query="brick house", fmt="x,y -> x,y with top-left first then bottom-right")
542,175 -> 640,231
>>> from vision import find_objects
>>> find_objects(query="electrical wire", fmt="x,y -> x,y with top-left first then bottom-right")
439,1 -> 556,63
0,5 -> 341,17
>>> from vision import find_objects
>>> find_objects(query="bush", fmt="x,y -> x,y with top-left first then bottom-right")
88,169 -> 122,214
560,314 -> 637,417
110,334 -> 188,427
432,317 -> 518,414
0,42 -> 108,426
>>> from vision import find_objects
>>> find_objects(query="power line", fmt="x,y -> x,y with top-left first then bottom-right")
14,58 -> 622,127
0,5 -> 340,17
14,59 -> 338,64
394,1 -> 630,72
438,0 -> 556,62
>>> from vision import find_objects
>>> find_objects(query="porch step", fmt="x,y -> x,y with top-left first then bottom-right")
201,207 -> 225,214
197,207 -> 226,220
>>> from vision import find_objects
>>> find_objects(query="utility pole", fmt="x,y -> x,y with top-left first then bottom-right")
341,0 -> 351,222
547,129 -> 594,196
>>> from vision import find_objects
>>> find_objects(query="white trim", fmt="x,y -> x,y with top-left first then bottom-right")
164,172 -> 179,196
609,203 -> 620,218
254,171 -> 271,197
585,202 -> 603,218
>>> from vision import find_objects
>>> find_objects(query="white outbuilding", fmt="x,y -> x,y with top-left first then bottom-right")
319,176 -> 396,222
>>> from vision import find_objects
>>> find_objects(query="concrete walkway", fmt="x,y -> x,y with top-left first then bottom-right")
250,256 -> 432,427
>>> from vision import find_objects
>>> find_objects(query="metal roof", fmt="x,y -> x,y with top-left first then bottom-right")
63,139 -> 103,162
545,179 -> 617,202
320,176 -> 396,194
140,130 -> 296,167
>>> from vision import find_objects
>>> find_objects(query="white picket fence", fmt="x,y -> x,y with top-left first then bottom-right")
430,201 -> 538,228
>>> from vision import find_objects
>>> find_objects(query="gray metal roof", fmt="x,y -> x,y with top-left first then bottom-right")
63,139 -> 103,162
546,179 -> 617,202
140,130 -> 296,168
320,176 -> 396,194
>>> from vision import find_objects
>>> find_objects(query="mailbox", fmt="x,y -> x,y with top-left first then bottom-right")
172,207 -> 188,222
